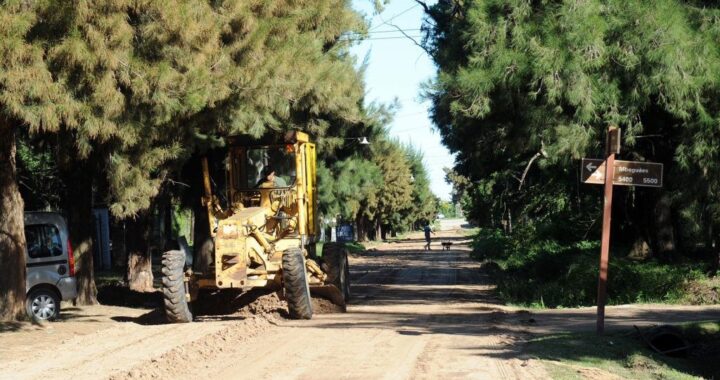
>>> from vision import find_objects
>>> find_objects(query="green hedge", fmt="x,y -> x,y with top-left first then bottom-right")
472,228 -> 705,307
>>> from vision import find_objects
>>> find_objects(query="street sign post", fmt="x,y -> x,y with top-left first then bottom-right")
581,126 -> 663,335
581,159 -> 663,187
596,126 -> 617,335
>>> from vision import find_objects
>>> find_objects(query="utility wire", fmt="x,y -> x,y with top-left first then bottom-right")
338,37 -> 419,42
339,35 -> 423,42
368,4 -> 420,31
347,28 -> 422,35
393,111 -> 427,119
392,125 -> 435,133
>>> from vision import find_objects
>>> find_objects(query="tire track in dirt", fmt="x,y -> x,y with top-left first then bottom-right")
0,320 -> 232,380
108,315 -> 276,380
3,228 -> 548,380
5,228 -> 720,379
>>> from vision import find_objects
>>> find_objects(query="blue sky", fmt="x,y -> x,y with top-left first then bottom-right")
350,0 -> 454,201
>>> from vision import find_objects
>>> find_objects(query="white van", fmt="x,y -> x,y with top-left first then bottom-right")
25,212 -> 77,321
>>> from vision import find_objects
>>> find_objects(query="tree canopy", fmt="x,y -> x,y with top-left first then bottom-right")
420,0 -> 720,306
1,0 -> 439,319
423,0 -> 720,254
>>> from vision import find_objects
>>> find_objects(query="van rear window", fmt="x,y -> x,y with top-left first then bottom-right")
25,225 -> 63,259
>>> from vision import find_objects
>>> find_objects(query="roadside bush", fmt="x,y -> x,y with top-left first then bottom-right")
473,228 -> 708,307
470,228 -> 510,261
680,277 -> 720,305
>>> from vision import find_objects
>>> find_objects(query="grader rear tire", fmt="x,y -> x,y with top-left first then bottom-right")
321,243 -> 351,303
162,250 -> 193,323
282,248 -> 313,319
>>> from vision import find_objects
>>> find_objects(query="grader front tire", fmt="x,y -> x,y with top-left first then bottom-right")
162,250 -> 193,323
282,248 -> 313,319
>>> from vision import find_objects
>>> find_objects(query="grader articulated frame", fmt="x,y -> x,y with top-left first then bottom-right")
162,131 -> 350,322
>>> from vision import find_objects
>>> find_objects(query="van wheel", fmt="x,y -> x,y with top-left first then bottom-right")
26,288 -> 60,321
162,250 -> 193,323
283,248 -> 313,319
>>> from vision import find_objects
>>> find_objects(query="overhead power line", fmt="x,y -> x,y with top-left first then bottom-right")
393,111 -> 427,119
348,28 -> 422,35
340,35 -> 423,42
368,4 -> 420,31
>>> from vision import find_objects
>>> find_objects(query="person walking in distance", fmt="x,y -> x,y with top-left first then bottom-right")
424,223 -> 435,251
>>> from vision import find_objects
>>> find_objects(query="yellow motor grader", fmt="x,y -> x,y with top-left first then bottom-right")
161,131 -> 350,322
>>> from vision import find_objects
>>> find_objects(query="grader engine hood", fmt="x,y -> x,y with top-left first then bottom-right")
214,207 -> 274,289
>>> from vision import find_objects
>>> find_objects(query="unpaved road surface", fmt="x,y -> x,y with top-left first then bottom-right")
2,228 -> 720,380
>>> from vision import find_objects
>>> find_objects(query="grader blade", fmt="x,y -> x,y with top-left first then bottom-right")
310,284 -> 346,309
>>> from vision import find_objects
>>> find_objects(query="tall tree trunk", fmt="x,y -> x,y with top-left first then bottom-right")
64,171 -> 97,305
709,223 -> 719,276
354,214 -> 361,242
654,192 -> 676,259
126,212 -> 154,292
111,220 -> 127,269
361,216 -> 370,242
374,217 -> 382,242
0,123 -> 27,321
355,213 -> 368,242
57,135 -> 100,305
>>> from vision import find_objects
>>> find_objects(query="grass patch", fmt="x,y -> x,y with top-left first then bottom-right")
345,241 -> 366,254
384,232 -> 413,241
460,226 -> 480,235
677,320 -> 720,344
525,322 -> 720,379
472,228 -> 709,308
316,241 -> 366,257
95,268 -> 125,287
680,277 -> 720,305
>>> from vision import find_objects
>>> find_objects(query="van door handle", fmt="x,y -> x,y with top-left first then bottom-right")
58,265 -> 67,275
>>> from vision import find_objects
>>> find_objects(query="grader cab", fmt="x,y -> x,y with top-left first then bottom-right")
162,131 -> 350,322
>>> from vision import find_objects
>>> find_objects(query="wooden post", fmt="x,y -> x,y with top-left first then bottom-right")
597,126 -> 619,335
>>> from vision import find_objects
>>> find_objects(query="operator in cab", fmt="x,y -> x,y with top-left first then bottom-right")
256,166 -> 287,188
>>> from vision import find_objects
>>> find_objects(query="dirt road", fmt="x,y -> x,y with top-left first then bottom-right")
2,228 -> 719,380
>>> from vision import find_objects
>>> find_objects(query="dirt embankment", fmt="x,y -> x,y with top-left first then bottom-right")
109,315 -> 275,380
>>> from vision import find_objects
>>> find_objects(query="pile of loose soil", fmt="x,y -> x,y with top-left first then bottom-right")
237,291 -> 289,317
312,297 -> 346,314
193,289 -> 288,319
109,315 -> 274,380
194,288 -> 345,319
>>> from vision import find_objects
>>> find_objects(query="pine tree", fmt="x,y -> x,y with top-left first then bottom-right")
404,144 -> 438,230
373,140 -> 414,238
0,2 -> 78,320
422,0 -> 720,259
1,0 -> 437,314
0,0 -> 371,317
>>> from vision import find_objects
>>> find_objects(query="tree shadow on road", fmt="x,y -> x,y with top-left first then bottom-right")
338,236 -> 720,379
97,284 -> 162,309
0,321 -> 25,333
303,303 -> 720,377
111,308 -> 166,325
384,236 -> 472,245
0,306 -> 108,333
